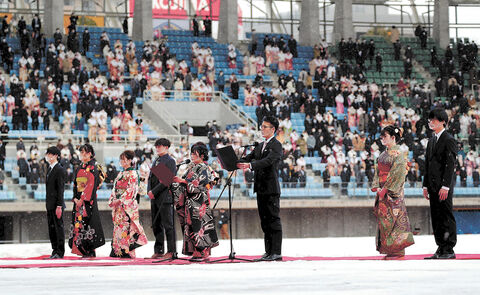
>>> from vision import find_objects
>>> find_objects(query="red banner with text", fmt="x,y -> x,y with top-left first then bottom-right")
129,0 -> 221,20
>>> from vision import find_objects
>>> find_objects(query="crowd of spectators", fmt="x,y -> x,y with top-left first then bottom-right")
431,40 -> 478,98
3,17 -> 480,192
246,31 -> 480,189
0,14 -> 153,144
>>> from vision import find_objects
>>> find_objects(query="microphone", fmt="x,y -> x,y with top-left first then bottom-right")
241,142 -> 259,148
176,159 -> 191,168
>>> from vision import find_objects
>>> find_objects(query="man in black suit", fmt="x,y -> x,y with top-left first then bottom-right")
148,138 -> 177,259
423,108 -> 458,259
237,116 -> 283,261
192,14 -> 199,37
82,28 -> 90,55
45,146 -> 66,259
0,139 -> 6,169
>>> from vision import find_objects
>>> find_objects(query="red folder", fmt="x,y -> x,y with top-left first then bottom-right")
151,163 -> 175,186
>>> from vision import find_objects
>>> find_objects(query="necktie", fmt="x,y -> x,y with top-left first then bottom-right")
262,141 -> 267,153
432,136 -> 437,151
46,167 -> 52,179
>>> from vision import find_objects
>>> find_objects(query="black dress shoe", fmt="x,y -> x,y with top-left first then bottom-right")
423,253 -> 440,259
438,253 -> 456,259
255,253 -> 271,261
48,253 -> 63,259
262,254 -> 283,261
424,252 -> 441,259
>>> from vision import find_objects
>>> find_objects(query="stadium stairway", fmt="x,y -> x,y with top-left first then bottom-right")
3,167 -> 29,202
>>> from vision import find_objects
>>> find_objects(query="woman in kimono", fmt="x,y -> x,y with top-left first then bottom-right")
371,125 -> 414,260
69,144 -> 106,257
111,114 -> 122,141
18,56 -> 28,83
255,55 -> 265,75
127,117 -> 137,142
278,50 -> 286,71
70,82 -> 79,104
62,110 -> 73,134
171,142 -> 219,262
243,55 -> 250,75
129,58 -> 139,77
249,54 -> 257,75
108,150 -> 148,258
285,51 -> 293,70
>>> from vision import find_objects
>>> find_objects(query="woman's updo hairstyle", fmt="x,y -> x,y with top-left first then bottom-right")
191,141 -> 209,162
381,125 -> 403,143
79,143 -> 95,158
119,150 -> 135,167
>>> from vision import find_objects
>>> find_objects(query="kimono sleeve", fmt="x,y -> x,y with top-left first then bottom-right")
372,162 -> 380,189
383,151 -> 408,194
108,173 -> 121,207
118,171 -> 139,208
186,166 -> 210,194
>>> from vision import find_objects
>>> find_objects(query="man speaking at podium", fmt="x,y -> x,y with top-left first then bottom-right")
237,116 -> 283,261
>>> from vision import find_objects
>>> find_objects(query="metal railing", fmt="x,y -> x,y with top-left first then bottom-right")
1,180 -> 480,204
143,90 -> 258,132
2,132 -> 187,145
236,180 -> 480,199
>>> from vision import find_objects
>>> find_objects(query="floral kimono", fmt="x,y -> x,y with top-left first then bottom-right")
373,145 -> 415,256
69,160 -> 106,257
171,162 -> 219,257
108,168 -> 148,258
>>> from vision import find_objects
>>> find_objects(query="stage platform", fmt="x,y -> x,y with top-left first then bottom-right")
1,253 -> 480,269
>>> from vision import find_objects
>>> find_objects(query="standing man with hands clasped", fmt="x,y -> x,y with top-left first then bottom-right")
423,108 -> 458,259
237,116 -> 283,261
45,146 -> 66,259
148,138 -> 177,259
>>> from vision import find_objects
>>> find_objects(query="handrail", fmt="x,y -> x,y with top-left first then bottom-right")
219,92 -> 258,131
1,132 -> 187,145
143,90 -> 259,131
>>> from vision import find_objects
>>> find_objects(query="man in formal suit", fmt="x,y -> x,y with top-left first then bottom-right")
45,146 -> 66,259
423,108 -> 458,259
31,14 -> 41,33
0,139 -> 6,169
82,28 -> 90,55
237,116 -> 283,261
148,138 -> 177,259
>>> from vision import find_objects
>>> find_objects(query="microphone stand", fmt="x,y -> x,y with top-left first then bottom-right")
208,146 -> 254,263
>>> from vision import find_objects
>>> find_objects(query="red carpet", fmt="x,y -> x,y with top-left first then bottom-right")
1,254 -> 479,268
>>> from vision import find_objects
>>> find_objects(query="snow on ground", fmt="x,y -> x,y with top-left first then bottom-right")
1,235 -> 480,294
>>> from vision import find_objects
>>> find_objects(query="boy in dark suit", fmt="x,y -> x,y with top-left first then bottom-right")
45,146 -> 66,259
147,138 -> 177,259
423,108 -> 458,259
238,116 -> 283,261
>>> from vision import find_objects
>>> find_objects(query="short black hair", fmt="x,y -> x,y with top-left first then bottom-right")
79,143 -> 95,157
428,108 -> 449,127
262,116 -> 279,132
46,146 -> 61,157
155,138 -> 171,147
191,141 -> 209,161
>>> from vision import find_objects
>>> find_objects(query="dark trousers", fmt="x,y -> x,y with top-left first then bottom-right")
257,193 -> 282,255
151,200 -> 176,254
47,209 -> 65,257
428,188 -> 457,254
